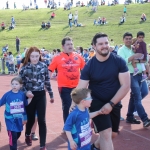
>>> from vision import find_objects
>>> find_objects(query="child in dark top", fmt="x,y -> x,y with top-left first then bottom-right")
0,77 -> 32,150
132,31 -> 148,82
64,88 -> 101,150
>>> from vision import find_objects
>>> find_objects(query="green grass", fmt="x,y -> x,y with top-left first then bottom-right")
0,3 -> 150,55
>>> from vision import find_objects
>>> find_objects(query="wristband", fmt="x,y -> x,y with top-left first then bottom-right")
109,101 -> 115,108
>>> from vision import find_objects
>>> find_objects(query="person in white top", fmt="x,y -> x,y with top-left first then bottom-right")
74,14 -> 78,26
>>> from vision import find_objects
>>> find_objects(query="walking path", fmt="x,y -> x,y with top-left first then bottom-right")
0,76 -> 150,150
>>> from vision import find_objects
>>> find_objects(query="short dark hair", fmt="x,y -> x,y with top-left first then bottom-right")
62,37 -> 72,46
123,32 -> 133,39
137,31 -> 145,38
11,77 -> 23,84
57,49 -> 61,53
92,33 -> 108,45
71,88 -> 91,104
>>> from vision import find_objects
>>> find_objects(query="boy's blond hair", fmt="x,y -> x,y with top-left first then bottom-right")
71,88 -> 91,104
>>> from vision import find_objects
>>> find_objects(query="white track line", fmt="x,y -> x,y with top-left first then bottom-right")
123,129 -> 150,141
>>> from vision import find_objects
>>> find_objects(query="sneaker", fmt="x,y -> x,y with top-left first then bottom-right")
25,135 -> 32,146
143,119 -> 150,127
126,118 -> 141,124
91,143 -> 100,150
31,133 -> 38,141
133,69 -> 139,76
40,146 -> 47,150
141,75 -> 148,82
120,116 -> 125,121
133,111 -> 139,116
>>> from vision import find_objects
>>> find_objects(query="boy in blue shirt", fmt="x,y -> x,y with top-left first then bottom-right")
0,77 -> 32,150
64,88 -> 101,150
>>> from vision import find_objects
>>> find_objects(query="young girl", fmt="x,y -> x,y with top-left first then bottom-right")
0,77 -> 31,150
19,46 -> 54,150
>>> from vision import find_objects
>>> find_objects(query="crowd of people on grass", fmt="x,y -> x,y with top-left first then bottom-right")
1,32 -> 150,150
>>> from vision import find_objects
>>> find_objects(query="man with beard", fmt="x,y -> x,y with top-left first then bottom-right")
76,33 -> 130,150
48,37 -> 85,125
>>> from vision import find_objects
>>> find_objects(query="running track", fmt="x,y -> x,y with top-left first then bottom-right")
0,76 -> 150,150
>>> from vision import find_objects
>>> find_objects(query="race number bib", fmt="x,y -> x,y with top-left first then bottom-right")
79,129 -> 92,147
10,102 -> 24,114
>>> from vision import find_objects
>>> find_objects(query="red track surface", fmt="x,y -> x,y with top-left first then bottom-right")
0,76 -> 150,150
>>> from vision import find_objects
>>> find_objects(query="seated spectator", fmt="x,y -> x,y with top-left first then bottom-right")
2,44 -> 8,53
120,15 -> 126,24
141,13 -> 146,21
98,17 -> 102,25
102,17 -> 106,24
76,23 -> 85,27
41,22 -> 46,28
46,21 -> 51,28
9,23 -> 14,30
93,19 -> 97,25
51,12 -> 55,18
1,22 -> 5,30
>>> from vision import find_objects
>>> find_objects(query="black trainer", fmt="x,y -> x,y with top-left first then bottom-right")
126,118 -> 141,124
91,143 -> 100,150
143,119 -> 150,127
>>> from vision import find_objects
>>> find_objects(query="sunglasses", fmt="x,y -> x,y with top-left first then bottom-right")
83,97 -> 93,101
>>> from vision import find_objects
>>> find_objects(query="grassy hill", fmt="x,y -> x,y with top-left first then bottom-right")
0,3 -> 150,54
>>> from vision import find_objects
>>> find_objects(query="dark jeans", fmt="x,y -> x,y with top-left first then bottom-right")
127,74 -> 148,122
16,45 -> 20,52
58,87 -> 74,123
8,131 -> 21,150
25,90 -> 46,147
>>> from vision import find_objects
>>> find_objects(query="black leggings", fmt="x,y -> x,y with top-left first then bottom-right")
25,90 -> 46,147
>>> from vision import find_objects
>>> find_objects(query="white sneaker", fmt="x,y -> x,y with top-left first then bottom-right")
133,111 -> 139,116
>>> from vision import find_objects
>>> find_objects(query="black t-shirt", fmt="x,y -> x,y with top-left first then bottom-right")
80,53 -> 128,104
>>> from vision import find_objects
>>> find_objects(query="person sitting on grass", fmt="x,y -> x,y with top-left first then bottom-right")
41,22 -> 46,28
51,12 -> 55,19
76,23 -> 85,27
46,21 -> 51,29
64,88 -> 102,150
120,15 -> 126,24
97,17 -> 102,25
141,13 -> 146,21
1,22 -> 5,30
93,19 -> 97,25
102,17 -> 107,24
9,23 -> 15,30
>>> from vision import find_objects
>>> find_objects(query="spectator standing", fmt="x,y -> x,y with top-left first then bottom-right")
118,32 -> 150,128
16,36 -> 20,53
48,37 -> 85,124
77,33 -> 130,150
123,6 -> 127,15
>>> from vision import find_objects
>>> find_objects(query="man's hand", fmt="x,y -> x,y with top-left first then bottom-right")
70,140 -> 77,150
50,98 -> 54,103
26,91 -> 34,98
100,103 -> 113,115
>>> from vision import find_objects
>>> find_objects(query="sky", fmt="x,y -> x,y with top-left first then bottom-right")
0,0 -> 126,9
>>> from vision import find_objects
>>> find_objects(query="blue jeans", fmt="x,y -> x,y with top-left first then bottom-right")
141,80 -> 149,99
6,62 -> 9,70
127,74 -> 148,122
58,87 -> 74,123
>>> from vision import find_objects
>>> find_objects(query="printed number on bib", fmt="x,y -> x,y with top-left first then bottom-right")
79,129 -> 92,147
10,102 -> 24,114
